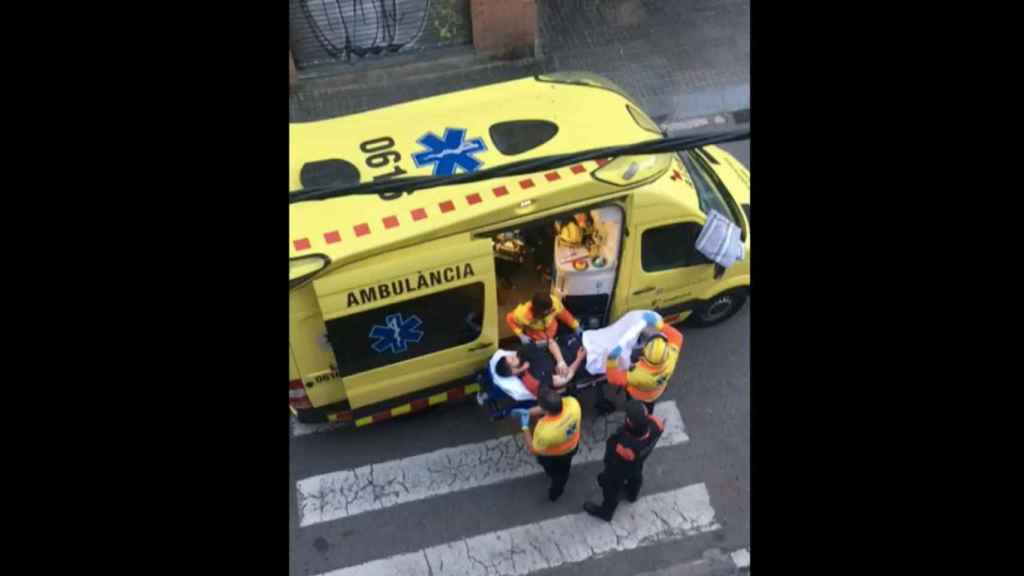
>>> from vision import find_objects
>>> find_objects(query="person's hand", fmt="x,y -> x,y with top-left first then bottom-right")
510,409 -> 531,430
608,345 -> 622,360
576,347 -> 586,362
518,334 -> 532,345
556,361 -> 569,377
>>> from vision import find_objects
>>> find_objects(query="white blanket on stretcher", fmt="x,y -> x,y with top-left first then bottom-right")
582,310 -> 660,375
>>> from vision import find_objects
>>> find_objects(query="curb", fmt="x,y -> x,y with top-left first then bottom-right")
660,109 -> 750,138
292,48 -> 538,98
632,547 -> 750,576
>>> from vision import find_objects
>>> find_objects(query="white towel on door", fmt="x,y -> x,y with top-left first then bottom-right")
696,209 -> 745,268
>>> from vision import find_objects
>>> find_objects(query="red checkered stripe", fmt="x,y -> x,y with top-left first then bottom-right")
291,159 -> 613,253
321,382 -> 483,428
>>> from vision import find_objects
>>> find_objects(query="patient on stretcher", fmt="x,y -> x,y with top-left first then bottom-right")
482,310 -> 662,417
493,342 -> 586,398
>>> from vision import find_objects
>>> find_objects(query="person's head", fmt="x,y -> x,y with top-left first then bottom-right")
495,351 -> 528,378
642,333 -> 670,367
531,292 -> 553,317
624,400 -> 650,436
539,388 -> 563,414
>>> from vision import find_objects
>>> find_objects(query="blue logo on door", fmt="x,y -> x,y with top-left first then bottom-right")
369,313 -> 424,354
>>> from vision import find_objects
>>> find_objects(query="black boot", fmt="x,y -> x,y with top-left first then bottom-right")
549,485 -> 564,502
583,502 -> 613,522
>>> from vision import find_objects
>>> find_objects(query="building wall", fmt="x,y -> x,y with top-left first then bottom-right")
289,0 -> 474,69
470,0 -> 536,59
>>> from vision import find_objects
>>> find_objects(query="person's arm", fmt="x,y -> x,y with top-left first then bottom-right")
558,345 -> 586,384
548,339 -> 568,375
602,436 -> 627,484
570,345 -> 586,371
522,427 -> 538,455
556,306 -> 581,332
605,346 -> 630,388
512,410 -> 539,454
506,310 -> 526,339
648,414 -> 666,445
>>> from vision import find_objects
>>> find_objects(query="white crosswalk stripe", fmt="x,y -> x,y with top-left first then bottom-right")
296,401 -> 689,527
314,483 -> 720,576
731,547 -> 750,569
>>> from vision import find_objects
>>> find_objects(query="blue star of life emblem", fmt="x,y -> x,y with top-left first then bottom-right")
411,128 -> 487,176
369,313 -> 424,354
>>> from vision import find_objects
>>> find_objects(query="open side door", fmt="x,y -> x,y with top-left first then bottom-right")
626,219 -> 716,317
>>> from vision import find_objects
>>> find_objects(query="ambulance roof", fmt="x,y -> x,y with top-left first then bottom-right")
289,74 -> 683,273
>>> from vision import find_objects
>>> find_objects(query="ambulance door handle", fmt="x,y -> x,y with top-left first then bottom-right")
468,342 -> 493,352
633,287 -> 656,295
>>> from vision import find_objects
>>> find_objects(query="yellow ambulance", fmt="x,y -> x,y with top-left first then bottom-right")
289,72 -> 750,426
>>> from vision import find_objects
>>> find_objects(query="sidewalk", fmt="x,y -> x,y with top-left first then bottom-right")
290,0 -> 749,126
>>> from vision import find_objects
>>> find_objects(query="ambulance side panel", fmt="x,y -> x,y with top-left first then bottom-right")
312,234 -> 498,410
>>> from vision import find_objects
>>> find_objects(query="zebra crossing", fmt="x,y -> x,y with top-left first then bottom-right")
291,400 -> 749,575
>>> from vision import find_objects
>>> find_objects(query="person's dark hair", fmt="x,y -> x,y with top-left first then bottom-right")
624,400 -> 650,436
539,388 -> 562,414
495,356 -> 513,378
531,292 -> 553,316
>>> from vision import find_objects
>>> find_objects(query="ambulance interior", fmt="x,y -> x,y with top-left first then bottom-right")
491,205 -> 624,346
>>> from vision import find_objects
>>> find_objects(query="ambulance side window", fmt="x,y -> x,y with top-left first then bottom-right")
641,223 -> 708,272
325,282 -> 485,376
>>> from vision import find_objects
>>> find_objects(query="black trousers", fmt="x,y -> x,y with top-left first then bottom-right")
595,383 -> 656,416
536,445 -> 579,496
596,468 -> 644,517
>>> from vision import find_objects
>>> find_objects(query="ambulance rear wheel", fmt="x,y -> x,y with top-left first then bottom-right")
688,289 -> 747,326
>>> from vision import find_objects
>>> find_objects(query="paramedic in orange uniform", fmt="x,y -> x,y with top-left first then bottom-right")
506,292 -> 582,376
512,388 -> 583,502
605,312 -> 684,415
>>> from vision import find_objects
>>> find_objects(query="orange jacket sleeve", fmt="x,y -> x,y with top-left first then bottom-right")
544,320 -> 558,340
506,310 -> 524,336
605,360 -> 629,387
662,323 -> 683,349
556,307 -> 580,330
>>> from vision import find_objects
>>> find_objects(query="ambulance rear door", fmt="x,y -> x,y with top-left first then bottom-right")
312,235 -> 498,410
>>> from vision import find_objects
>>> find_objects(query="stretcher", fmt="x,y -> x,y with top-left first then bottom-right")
475,331 -> 601,420
476,311 -> 659,421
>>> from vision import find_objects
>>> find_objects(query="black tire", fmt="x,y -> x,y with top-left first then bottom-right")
687,289 -> 748,327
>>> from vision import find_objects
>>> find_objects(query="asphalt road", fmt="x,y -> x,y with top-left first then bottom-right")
719,140 -> 749,168
289,143 -> 750,576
